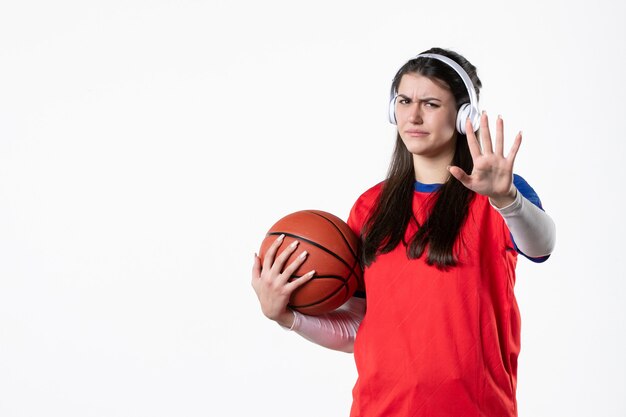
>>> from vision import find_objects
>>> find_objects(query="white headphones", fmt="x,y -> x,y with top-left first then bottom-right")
388,53 -> 480,134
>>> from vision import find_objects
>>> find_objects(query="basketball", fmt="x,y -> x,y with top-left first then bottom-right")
259,210 -> 363,315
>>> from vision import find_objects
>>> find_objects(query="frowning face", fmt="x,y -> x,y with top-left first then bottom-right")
394,72 -> 459,160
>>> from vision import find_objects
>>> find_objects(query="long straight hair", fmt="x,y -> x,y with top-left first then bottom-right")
362,48 -> 482,270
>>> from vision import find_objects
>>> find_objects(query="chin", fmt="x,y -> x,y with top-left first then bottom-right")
404,144 -> 432,155
403,139 -> 455,158
406,145 -> 454,160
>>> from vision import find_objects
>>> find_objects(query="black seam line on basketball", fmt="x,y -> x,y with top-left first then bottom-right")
267,231 -> 359,282
289,280 -> 350,309
308,211 -> 359,262
291,274 -> 345,281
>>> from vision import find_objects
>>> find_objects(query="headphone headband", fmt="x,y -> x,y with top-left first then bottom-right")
388,52 -> 480,134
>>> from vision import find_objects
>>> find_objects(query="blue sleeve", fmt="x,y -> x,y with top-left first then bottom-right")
510,174 -> 550,263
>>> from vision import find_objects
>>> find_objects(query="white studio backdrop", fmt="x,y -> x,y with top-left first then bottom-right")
1,1 -> 624,416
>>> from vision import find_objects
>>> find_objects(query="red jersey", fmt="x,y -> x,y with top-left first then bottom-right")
347,179 -> 538,417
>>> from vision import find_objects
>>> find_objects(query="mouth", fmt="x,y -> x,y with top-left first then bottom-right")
405,130 -> 429,137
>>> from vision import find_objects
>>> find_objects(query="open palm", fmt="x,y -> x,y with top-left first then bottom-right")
448,112 -> 522,202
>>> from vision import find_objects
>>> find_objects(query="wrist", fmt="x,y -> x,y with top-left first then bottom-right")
275,309 -> 296,329
489,186 -> 518,209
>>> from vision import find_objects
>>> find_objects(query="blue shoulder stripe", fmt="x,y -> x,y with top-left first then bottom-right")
514,174 -> 544,211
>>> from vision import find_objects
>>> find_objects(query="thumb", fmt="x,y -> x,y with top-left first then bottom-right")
447,165 -> 471,187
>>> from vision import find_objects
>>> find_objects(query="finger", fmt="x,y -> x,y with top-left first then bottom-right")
495,115 -> 504,156
465,118 -> 482,159
286,269 -> 316,292
278,249 -> 309,285
480,112 -> 494,154
448,165 -> 472,188
252,253 -> 261,280
270,239 -> 300,276
506,131 -> 523,163
262,234 -> 285,272
464,115 -> 476,134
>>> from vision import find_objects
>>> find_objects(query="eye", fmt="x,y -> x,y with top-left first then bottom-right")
424,102 -> 440,108
398,98 -> 410,105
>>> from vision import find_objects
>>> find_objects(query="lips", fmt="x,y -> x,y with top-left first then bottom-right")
405,129 -> 429,137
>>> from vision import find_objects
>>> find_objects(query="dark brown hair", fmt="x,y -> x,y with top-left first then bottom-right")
362,47 -> 482,270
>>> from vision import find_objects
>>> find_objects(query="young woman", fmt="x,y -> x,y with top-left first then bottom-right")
251,47 -> 556,417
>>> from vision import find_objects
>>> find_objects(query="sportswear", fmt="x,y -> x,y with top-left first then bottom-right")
287,175 -> 554,352
282,175 -> 556,416
345,174 -> 549,417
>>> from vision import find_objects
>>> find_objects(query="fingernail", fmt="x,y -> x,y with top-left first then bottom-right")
482,110 -> 486,115
299,251 -> 308,259
498,114 -> 502,119
290,240 -> 299,248
307,270 -> 316,277
278,234 -> 285,242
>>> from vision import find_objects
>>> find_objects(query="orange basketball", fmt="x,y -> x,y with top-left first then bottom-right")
259,210 -> 362,315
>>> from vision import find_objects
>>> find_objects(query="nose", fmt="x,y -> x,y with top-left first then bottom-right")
407,103 -> 422,124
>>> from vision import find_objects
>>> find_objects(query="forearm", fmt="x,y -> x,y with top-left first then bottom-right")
491,187 -> 556,257
281,297 -> 365,353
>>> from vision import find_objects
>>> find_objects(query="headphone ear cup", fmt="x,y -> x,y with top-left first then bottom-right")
456,103 -> 471,134
388,95 -> 397,125
456,103 -> 480,134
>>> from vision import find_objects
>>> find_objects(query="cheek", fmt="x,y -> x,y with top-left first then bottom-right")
432,112 -> 457,138
450,112 -> 458,129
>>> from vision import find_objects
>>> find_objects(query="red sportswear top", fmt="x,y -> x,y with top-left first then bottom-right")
347,181 -> 528,417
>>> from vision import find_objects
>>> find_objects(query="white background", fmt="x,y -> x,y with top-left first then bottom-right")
1,1 -> 624,416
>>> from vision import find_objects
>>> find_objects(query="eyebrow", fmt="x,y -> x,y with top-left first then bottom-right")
397,94 -> 442,102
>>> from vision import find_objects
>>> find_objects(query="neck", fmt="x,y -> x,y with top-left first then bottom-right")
412,152 -> 454,184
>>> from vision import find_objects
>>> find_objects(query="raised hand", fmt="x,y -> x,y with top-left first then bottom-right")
251,234 -> 315,327
447,112 -> 522,207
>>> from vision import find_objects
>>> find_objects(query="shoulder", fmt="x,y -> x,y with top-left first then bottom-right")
513,173 -> 544,210
347,182 -> 384,236
354,182 -> 384,205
